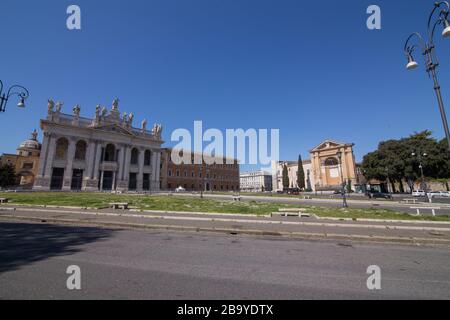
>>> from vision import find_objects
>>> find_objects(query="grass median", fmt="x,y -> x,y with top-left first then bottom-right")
0,192 -> 297,215
1,192 -> 449,221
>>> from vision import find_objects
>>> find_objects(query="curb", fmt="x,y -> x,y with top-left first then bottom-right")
2,204 -> 450,225
1,214 -> 450,247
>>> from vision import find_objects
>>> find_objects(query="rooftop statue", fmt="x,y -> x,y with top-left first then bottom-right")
47,99 -> 55,112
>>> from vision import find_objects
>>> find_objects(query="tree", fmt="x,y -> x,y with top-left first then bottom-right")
297,154 -> 305,190
0,164 -> 17,188
282,164 -> 289,190
362,131 -> 450,193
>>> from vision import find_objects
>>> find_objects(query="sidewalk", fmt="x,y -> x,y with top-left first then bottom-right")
1,205 -> 450,246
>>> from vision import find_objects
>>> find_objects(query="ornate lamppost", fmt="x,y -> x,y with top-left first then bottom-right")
411,151 -> 428,190
0,80 -> 29,113
336,151 -> 348,208
404,1 -> 450,152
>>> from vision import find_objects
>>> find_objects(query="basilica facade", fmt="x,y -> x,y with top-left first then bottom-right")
33,99 -> 163,192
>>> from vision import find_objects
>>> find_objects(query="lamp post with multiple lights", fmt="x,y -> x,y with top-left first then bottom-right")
411,151 -> 428,190
0,80 -> 29,113
404,1 -> 450,153
336,151 -> 348,208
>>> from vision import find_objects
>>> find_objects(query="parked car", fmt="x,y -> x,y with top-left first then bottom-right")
367,192 -> 393,200
174,186 -> 186,193
427,191 -> 450,198
412,190 -> 427,197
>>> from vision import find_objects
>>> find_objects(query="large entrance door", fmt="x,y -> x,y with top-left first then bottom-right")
102,171 -> 113,190
71,169 -> 83,191
143,174 -> 150,191
50,168 -> 65,190
129,173 -> 137,191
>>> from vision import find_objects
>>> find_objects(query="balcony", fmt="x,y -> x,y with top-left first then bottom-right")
100,161 -> 118,172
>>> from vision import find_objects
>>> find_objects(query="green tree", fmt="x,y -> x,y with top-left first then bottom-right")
282,164 -> 289,190
362,131 -> 450,193
297,154 -> 305,190
0,164 -> 17,188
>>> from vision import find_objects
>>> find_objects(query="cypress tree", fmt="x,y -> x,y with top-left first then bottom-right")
297,154 -> 306,190
282,164 -> 290,190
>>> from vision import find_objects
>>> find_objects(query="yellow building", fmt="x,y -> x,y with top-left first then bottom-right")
310,140 -> 357,191
0,130 -> 42,188
272,139 -> 358,192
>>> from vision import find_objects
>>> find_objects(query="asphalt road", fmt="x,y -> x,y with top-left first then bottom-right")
1,221 -> 449,299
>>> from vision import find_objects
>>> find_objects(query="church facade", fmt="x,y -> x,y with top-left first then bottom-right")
271,140 -> 358,192
33,99 -> 163,192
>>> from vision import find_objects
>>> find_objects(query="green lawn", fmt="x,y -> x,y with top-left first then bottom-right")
0,192 -> 297,215
1,192 -> 449,221
308,206 -> 450,222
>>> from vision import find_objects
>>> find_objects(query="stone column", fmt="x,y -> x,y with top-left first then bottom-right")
44,136 -> 57,180
83,141 -> 101,191
137,148 -> 145,192
154,150 -> 161,191
93,142 -> 102,181
117,146 -> 130,192
117,145 -> 124,183
84,140 -> 96,179
37,132 -> 50,177
33,132 -> 54,190
62,138 -> 76,191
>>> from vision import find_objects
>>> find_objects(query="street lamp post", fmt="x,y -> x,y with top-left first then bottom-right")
0,80 -> 29,113
412,151 -> 428,190
336,151 -> 348,208
404,1 -> 450,153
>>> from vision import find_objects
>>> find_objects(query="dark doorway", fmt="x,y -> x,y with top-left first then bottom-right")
129,173 -> 137,190
143,174 -> 150,191
50,168 -> 64,190
102,171 -> 113,190
71,169 -> 83,191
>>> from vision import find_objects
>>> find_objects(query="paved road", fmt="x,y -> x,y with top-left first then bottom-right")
1,221 -> 449,299
2,206 -> 450,245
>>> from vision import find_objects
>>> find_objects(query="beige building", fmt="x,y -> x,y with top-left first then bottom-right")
310,140 -> 357,191
0,130 -> 42,188
272,140 -> 357,192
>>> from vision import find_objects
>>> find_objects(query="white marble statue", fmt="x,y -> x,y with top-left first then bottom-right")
47,99 -> 55,112
73,105 -> 81,117
112,98 -> 119,111
55,101 -> 63,113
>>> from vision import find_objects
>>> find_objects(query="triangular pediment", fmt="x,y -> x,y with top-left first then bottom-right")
310,140 -> 347,152
95,123 -> 136,136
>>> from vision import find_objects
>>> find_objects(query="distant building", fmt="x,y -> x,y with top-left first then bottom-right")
240,170 -> 272,192
272,140 -> 358,192
160,148 -> 240,192
271,159 -> 314,191
0,130 -> 42,188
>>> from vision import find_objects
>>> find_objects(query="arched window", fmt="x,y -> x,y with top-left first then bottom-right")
144,150 -> 152,166
130,148 -> 139,165
324,157 -> 339,166
104,144 -> 116,162
55,138 -> 69,160
74,140 -> 87,160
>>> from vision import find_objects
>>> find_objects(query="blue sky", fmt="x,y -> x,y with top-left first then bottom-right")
1,0 -> 450,171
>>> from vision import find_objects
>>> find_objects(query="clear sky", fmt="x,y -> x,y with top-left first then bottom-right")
1,0 -> 450,171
